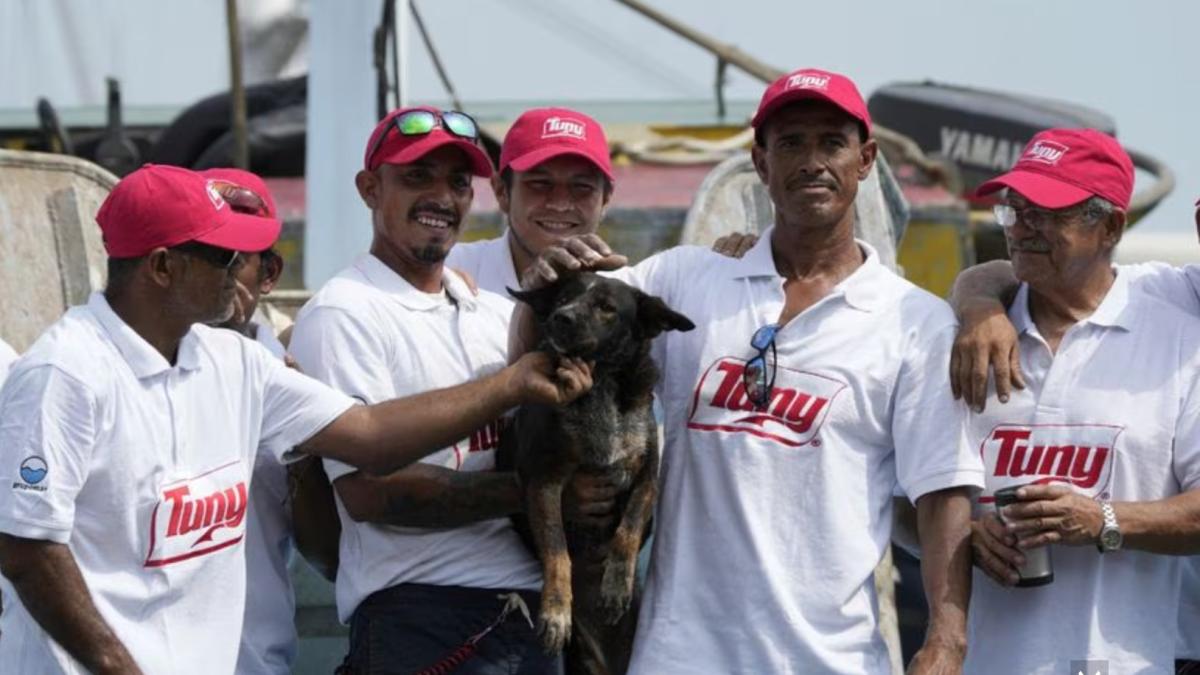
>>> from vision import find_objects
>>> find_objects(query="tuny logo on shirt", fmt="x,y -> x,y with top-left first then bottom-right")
541,117 -> 586,140
144,460 -> 248,567
1023,140 -> 1069,166
978,423 -> 1120,503
451,417 -> 510,470
786,72 -> 830,91
686,357 -> 845,447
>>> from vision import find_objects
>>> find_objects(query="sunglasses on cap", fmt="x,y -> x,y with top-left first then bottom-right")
743,323 -> 780,411
170,241 -> 242,270
365,110 -> 481,170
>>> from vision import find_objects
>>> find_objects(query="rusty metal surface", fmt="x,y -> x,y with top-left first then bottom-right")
0,149 -> 114,351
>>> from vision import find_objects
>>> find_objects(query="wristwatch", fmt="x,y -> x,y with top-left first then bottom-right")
1097,501 -> 1122,553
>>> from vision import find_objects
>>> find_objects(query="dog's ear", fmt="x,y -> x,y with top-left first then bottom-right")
507,285 -> 560,319
635,291 -> 696,339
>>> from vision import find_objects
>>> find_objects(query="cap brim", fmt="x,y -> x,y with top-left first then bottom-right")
505,144 -> 615,181
975,170 -> 1093,209
751,89 -> 867,133
193,211 -> 283,253
374,134 -> 494,177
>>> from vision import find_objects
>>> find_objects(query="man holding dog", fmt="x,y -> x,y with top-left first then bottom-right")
290,106 -> 620,674
513,68 -> 983,674
0,163 -> 591,675
948,139 -> 1200,673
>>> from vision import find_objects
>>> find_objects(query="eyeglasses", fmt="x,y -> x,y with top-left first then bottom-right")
993,202 -> 1089,232
743,323 -> 779,411
170,241 -> 242,270
365,109 -> 481,169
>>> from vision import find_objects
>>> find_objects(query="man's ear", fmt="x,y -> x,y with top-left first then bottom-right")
146,248 -> 176,290
355,169 -> 380,210
506,283 -> 561,319
751,142 -> 769,185
857,137 -> 879,181
492,173 -> 511,215
1104,208 -> 1128,250
259,254 -> 284,294
635,291 -> 695,339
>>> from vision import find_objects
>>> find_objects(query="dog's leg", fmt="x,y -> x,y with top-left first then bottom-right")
599,435 -> 659,626
528,475 -> 573,653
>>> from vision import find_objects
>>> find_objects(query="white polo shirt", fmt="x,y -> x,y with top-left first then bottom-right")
0,293 -> 355,675
290,254 -> 541,623
0,337 -> 18,385
609,231 -> 982,675
445,231 -> 521,314
963,272 -> 1200,675
1119,262 -> 1200,661
236,320 -> 296,675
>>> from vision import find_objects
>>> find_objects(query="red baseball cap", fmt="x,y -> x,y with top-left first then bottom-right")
363,106 -> 493,177
200,168 -> 278,219
96,164 -> 282,258
976,128 -> 1134,210
499,107 -> 614,181
751,68 -> 872,136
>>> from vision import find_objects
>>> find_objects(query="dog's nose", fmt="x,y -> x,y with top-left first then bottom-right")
549,311 -> 575,332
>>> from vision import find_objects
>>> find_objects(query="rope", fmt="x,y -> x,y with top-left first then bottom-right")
413,592 -> 535,675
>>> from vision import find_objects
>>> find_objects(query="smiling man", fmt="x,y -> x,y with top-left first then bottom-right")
447,107 -> 614,307
290,106 -> 585,674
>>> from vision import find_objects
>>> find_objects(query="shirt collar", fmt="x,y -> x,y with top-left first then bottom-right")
87,292 -> 202,379
727,227 -> 886,312
1010,268 -> 1137,336
497,230 -> 522,292
355,253 -> 477,311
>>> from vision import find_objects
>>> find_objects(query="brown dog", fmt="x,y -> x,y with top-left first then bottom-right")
501,272 -> 694,674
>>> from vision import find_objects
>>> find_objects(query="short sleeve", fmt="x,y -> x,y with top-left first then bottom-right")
1119,262 -> 1200,315
257,356 -> 356,465
893,318 -> 985,503
0,366 -> 98,543
289,306 -> 398,481
0,339 -> 17,386
1174,354 -> 1200,492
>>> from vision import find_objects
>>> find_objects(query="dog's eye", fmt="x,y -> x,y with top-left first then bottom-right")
595,300 -> 617,314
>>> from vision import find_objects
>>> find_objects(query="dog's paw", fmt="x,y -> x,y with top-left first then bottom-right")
598,557 -> 634,625
537,606 -> 572,654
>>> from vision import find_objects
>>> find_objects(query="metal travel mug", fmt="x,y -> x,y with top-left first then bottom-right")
993,485 -> 1054,588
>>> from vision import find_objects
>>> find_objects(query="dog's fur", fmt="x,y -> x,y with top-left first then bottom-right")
500,273 -> 694,674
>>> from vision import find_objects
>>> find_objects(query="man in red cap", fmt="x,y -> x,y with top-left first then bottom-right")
945,129 -> 1200,673
0,163 -> 593,675
509,68 -> 982,674
447,107 -> 614,305
290,106 -> 611,674
197,167 -> 308,675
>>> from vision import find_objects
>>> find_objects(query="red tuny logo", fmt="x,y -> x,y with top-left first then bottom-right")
144,460 -> 248,567
451,417 -> 510,470
686,357 -> 846,447
978,423 -> 1121,503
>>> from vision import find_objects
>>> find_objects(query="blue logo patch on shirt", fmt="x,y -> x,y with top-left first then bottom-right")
19,456 -> 48,485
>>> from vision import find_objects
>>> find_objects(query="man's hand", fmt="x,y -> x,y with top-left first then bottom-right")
970,513 -> 1022,586
211,180 -> 268,216
906,642 -> 965,675
948,300 -> 1025,412
711,232 -> 758,258
521,234 -> 628,290
507,352 -> 593,406
563,471 -> 619,528
1000,484 -> 1103,549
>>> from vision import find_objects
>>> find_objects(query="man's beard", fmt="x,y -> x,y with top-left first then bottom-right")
413,244 -> 448,263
